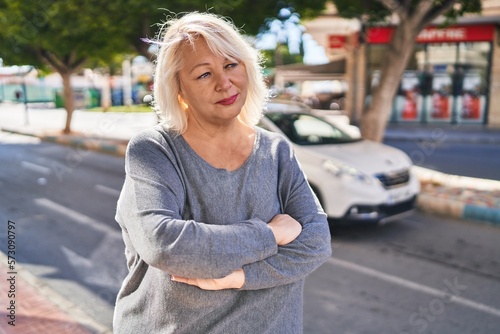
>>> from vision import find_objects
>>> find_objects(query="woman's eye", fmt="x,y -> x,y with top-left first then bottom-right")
197,72 -> 210,79
225,63 -> 238,69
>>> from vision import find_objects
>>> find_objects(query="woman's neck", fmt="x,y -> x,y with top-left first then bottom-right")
184,114 -> 250,142
182,116 -> 256,171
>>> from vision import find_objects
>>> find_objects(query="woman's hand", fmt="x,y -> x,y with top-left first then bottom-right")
170,215 -> 302,289
268,214 -> 302,246
171,269 -> 245,290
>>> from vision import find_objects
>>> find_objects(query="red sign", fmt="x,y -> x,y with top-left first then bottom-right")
328,35 -> 347,48
367,24 -> 495,44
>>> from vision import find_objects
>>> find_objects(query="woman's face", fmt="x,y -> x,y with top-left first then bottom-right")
177,37 -> 248,127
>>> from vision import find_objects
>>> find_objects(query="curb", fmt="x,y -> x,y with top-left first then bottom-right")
42,135 -> 127,157
416,194 -> 500,226
413,166 -> 500,226
1,127 -> 127,157
0,251 -> 112,334
384,134 -> 500,145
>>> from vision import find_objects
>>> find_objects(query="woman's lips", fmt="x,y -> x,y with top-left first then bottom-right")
217,94 -> 238,106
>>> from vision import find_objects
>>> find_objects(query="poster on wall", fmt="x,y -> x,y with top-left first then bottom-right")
366,70 -> 380,111
395,71 -> 422,122
429,72 -> 452,121
458,71 -> 485,123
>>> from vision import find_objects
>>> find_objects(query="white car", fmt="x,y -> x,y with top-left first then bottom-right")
260,102 -> 420,225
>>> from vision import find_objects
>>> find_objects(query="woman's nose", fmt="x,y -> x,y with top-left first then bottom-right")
216,73 -> 232,91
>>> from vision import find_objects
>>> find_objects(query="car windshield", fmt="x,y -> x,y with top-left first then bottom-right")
265,112 -> 360,145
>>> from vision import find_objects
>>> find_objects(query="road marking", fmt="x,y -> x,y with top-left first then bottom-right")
94,184 -> 121,197
21,161 -> 52,175
328,257 -> 500,318
34,197 -> 119,237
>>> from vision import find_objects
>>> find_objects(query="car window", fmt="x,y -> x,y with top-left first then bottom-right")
265,112 -> 358,145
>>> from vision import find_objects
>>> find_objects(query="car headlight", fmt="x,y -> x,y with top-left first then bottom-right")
322,160 -> 373,184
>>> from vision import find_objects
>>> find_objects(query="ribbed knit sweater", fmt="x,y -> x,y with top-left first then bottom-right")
113,124 -> 332,333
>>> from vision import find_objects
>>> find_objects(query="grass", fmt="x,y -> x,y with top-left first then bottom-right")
85,104 -> 154,113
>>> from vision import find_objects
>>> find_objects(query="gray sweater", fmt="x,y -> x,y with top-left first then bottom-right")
113,124 -> 332,334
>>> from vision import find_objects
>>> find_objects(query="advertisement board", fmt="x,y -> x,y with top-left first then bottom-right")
458,71 -> 485,123
395,71 -> 422,121
429,73 -> 452,121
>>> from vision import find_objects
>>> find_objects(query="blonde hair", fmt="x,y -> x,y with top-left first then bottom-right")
152,12 -> 269,134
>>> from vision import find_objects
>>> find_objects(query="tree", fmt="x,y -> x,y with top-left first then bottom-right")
118,0 -> 328,59
0,0 -> 132,133
333,0 -> 481,142
0,0 -> 329,133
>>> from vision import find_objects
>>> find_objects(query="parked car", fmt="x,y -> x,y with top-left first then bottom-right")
259,101 -> 420,225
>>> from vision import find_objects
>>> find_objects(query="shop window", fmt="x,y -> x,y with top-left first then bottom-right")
455,42 -> 490,123
394,44 -> 426,122
367,40 -> 491,124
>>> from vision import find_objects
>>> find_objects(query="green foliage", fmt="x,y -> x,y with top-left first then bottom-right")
332,0 -> 482,24
108,0 -> 328,57
0,0 -> 132,69
0,0 -> 329,68
332,0 -> 390,23
441,0 -> 481,22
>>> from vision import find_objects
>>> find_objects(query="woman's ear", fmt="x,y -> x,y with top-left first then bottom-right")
178,94 -> 188,110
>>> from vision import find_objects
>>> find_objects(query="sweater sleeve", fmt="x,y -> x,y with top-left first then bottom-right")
116,129 -> 278,279
240,139 -> 332,290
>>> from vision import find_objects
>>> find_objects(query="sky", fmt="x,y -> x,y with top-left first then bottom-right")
255,30 -> 329,65
254,8 -> 329,65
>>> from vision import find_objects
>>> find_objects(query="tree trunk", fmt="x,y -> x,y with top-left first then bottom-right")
35,49 -> 84,134
61,71 -> 75,134
360,22 -> 420,142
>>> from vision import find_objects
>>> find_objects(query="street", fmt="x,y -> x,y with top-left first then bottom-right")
0,132 -> 126,327
1,132 -> 500,333
383,138 -> 500,181
306,214 -> 500,333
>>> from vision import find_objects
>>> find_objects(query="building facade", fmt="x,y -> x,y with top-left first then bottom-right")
303,1 -> 500,127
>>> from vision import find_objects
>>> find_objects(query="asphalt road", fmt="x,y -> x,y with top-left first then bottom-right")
1,132 -> 499,333
0,132 -> 126,327
306,214 -> 500,333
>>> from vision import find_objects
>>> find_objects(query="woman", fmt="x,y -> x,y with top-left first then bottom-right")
114,12 -> 331,334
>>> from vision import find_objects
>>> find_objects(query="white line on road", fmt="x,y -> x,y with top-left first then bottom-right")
94,184 -> 121,197
328,257 -> 500,318
21,161 -> 52,175
34,197 -> 119,237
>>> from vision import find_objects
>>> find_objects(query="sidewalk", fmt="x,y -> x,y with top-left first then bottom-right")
412,166 -> 500,225
0,253 -> 110,334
